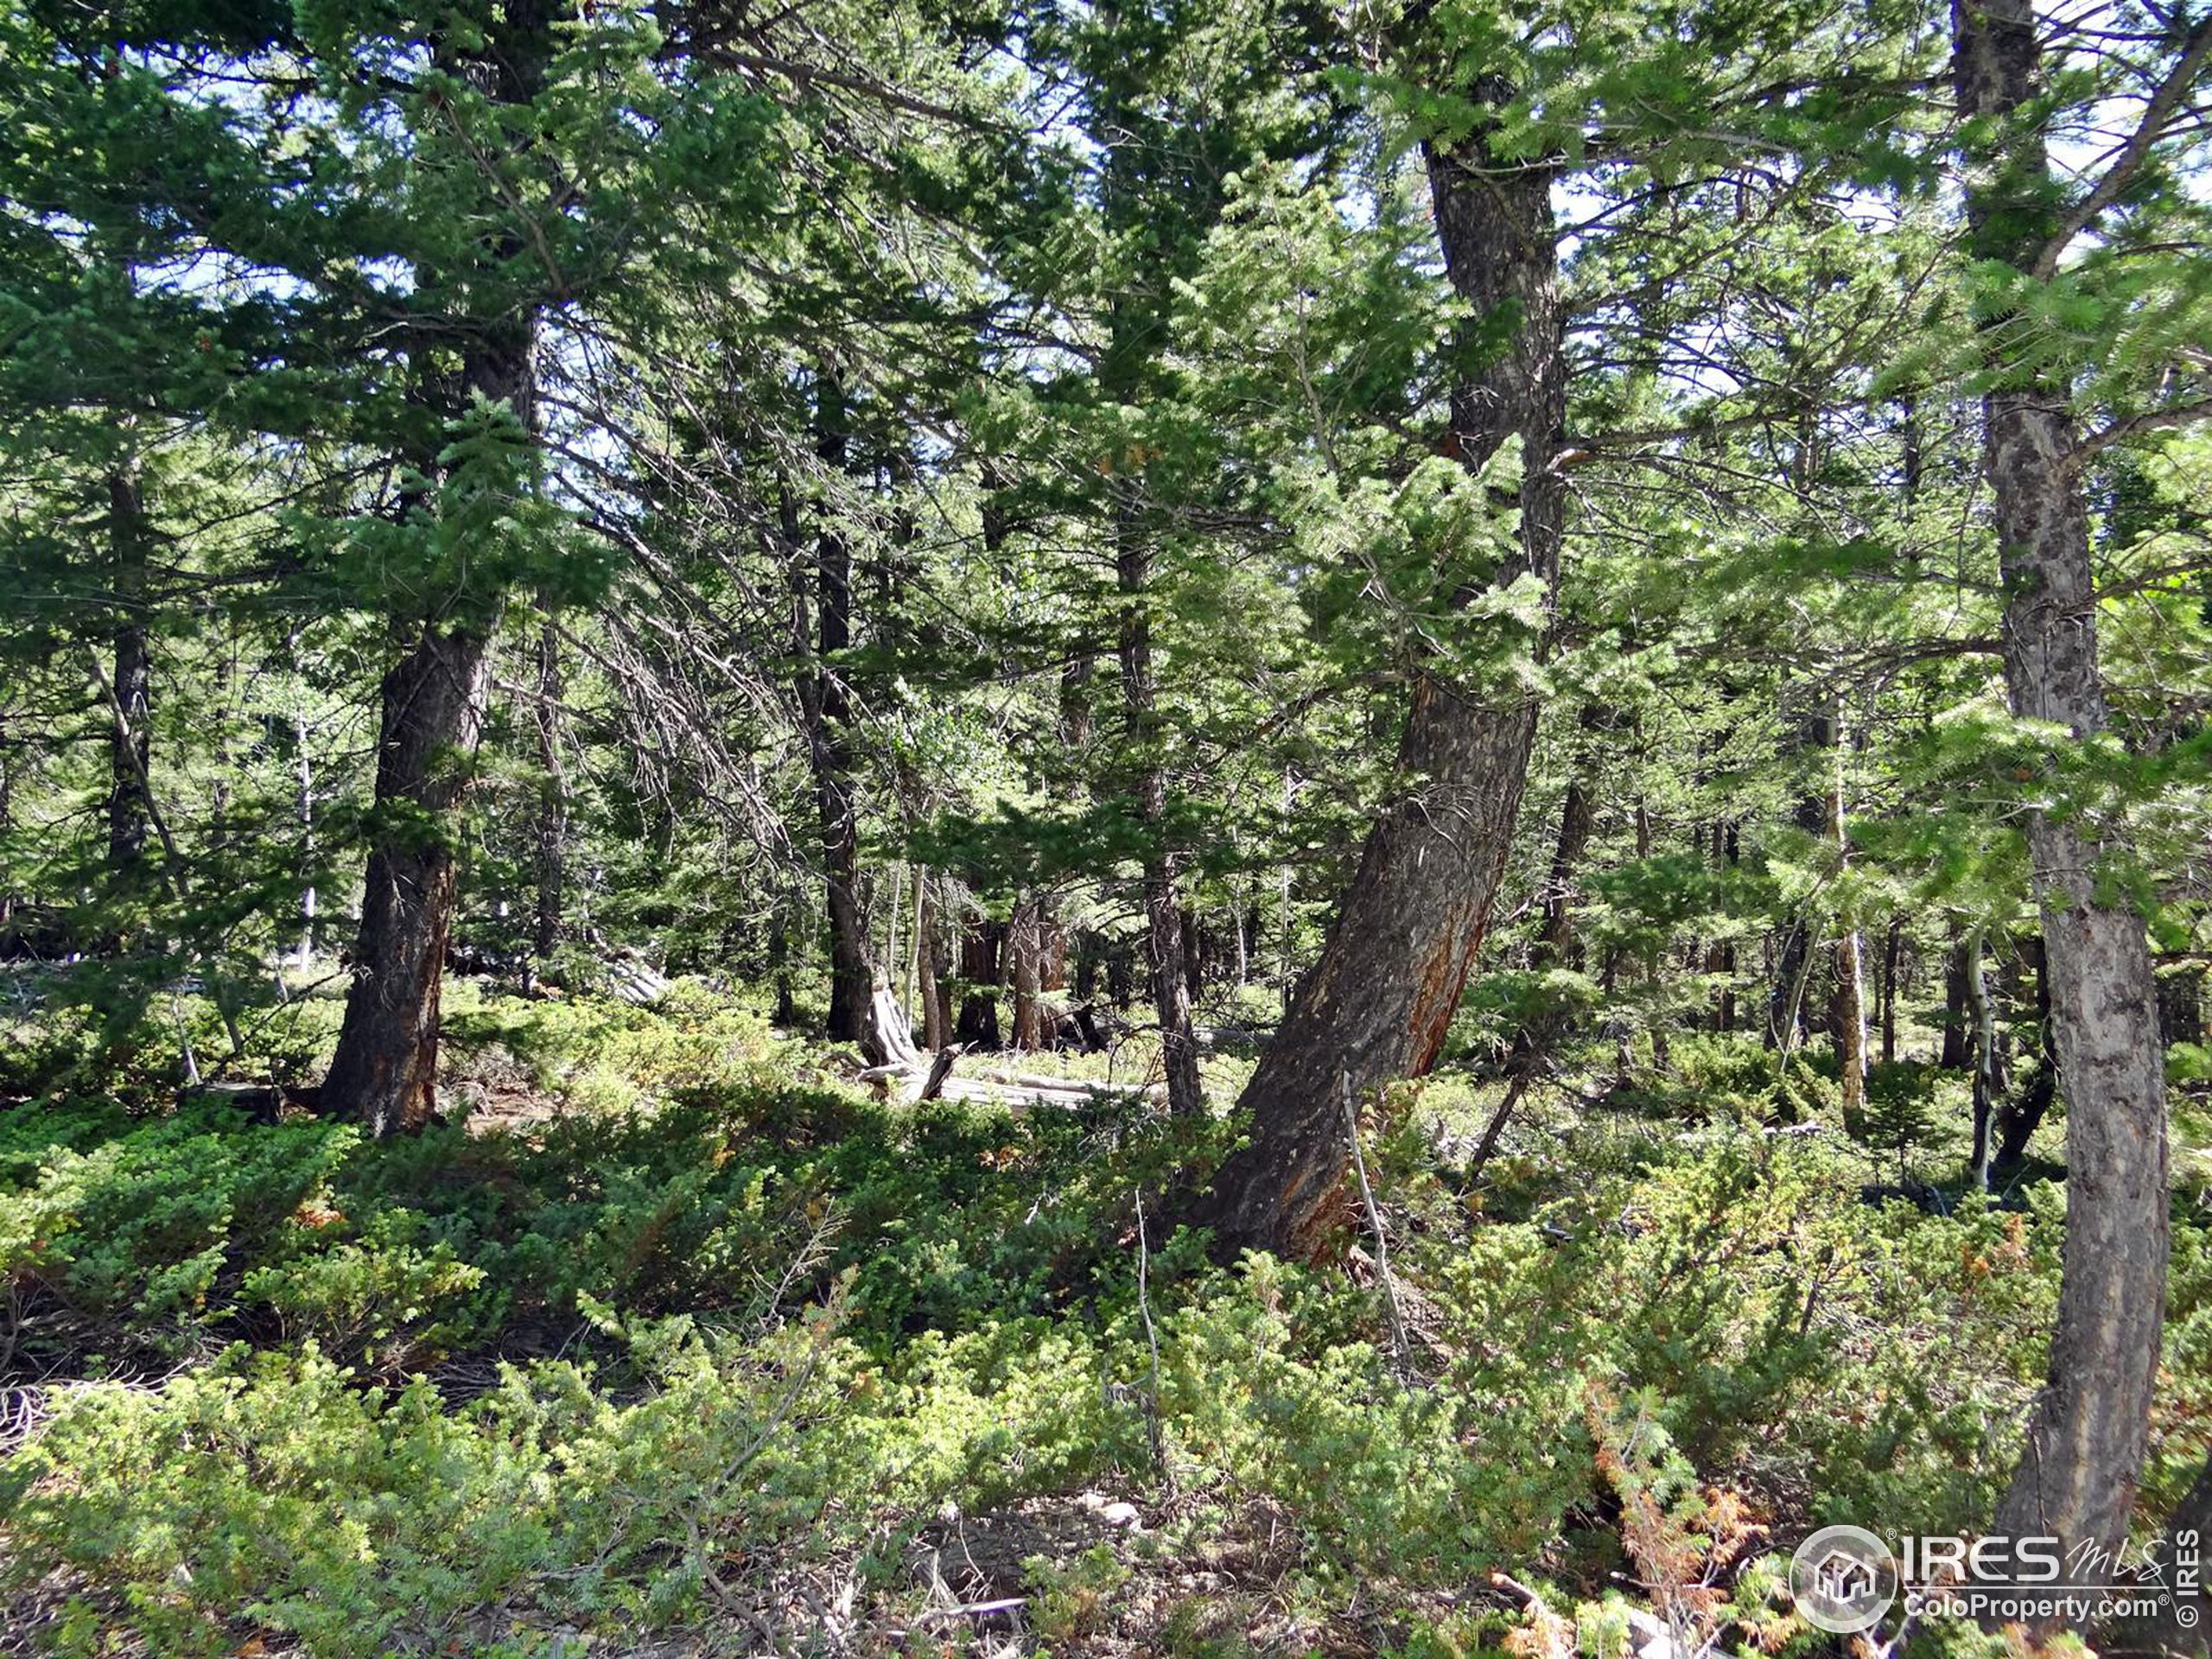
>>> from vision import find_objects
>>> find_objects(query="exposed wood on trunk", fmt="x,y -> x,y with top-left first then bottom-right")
1955,0 -> 2173,1587
1185,82 -> 1564,1259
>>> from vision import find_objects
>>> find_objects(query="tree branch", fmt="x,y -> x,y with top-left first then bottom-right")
2034,14 -> 2212,281
2073,396 -> 2212,467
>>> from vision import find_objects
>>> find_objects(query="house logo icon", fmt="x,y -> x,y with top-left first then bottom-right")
1789,1525 -> 1898,1634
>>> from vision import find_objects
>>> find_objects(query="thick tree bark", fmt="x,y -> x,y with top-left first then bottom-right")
956,915 -> 1002,1048
323,621 -> 496,1135
1955,0 -> 2171,1586
105,466 -> 152,879
1185,101 -> 1563,1258
1010,896 -> 1043,1051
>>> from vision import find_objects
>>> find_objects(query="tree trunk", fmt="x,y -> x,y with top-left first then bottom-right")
1942,926 -> 1974,1068
956,914 -> 1002,1048
1185,98 -> 1563,1258
769,907 -> 798,1027
1829,727 -> 1867,1121
1767,920 -> 1810,1051
2107,1452 -> 2212,1656
1967,930 -> 1998,1190
1956,0 -> 2171,1585
1711,820 -> 1739,1032
1039,899 -> 1068,993
917,877 -> 949,1052
1010,895 -> 1043,1052
323,620 -> 496,1135
2159,964 -> 2205,1048
531,602 -> 566,970
293,707 -> 315,968
807,378 -> 871,1045
1879,918 -> 1902,1065
1996,936 -> 2056,1172
1116,512 -> 1205,1116
105,466 -> 152,880
323,6 -> 547,1136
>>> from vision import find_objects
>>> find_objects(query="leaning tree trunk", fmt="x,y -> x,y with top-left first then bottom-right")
1955,0 -> 2171,1587
1185,101 -> 1564,1259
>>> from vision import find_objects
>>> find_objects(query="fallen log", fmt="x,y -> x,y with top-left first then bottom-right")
856,978 -> 1161,1109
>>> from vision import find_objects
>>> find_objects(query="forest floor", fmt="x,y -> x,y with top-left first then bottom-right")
0,977 -> 2206,1658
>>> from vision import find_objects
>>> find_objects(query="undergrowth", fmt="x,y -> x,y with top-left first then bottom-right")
0,991 -> 2202,1658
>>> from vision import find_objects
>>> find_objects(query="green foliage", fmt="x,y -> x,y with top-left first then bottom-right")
1,1107 -> 353,1365
0,988 -> 2120,1655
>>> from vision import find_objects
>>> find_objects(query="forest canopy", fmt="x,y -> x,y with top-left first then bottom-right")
1,0 -> 2209,1653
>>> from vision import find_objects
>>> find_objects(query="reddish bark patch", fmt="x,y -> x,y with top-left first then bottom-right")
1406,905 -> 1477,1076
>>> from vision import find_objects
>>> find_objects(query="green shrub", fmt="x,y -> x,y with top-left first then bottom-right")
1,1107 -> 353,1366
241,1210 -> 489,1369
